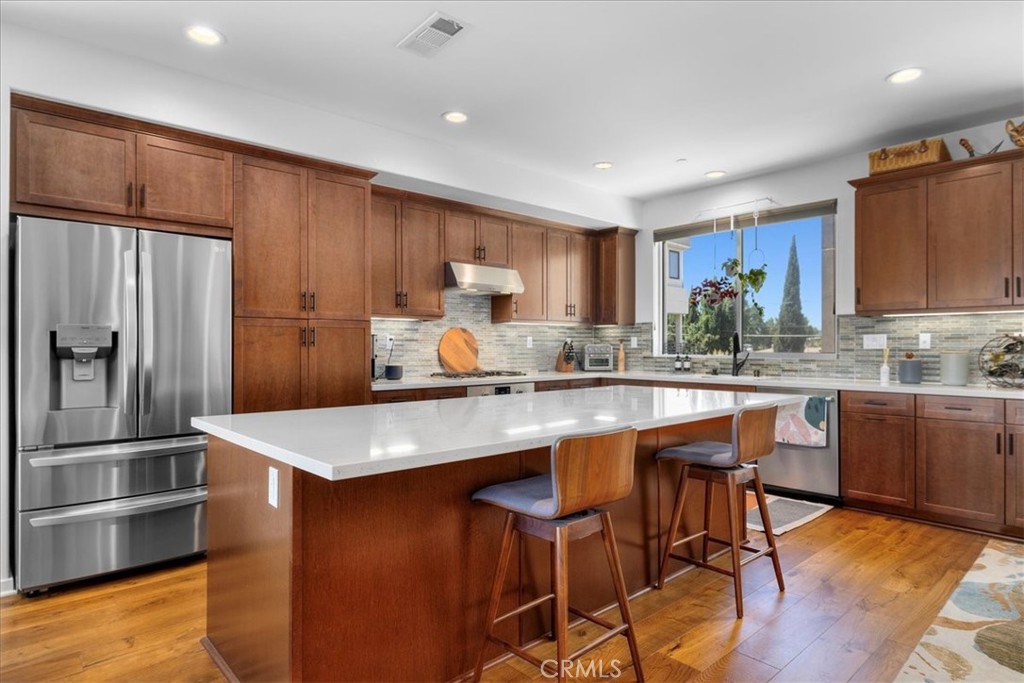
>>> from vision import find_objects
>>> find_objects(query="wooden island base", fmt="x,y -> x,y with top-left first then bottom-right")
203,416 -> 745,682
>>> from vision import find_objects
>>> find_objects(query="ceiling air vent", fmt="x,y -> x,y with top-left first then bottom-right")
397,11 -> 465,57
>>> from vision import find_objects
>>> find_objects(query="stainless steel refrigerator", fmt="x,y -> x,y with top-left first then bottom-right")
12,216 -> 231,593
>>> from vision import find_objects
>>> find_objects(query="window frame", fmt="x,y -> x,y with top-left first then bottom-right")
655,201 -> 837,360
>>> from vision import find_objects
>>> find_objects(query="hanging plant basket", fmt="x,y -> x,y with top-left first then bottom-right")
689,259 -> 767,317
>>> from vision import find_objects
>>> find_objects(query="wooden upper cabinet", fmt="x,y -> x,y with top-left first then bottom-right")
444,211 -> 512,267
444,211 -> 479,264
233,156 -> 307,318
493,223 -> 546,322
546,230 -> 593,323
400,202 -> 445,318
546,230 -> 572,321
14,109 -> 234,229
15,109 -> 136,216
594,228 -> 636,325
928,162 -> 1014,309
308,171 -> 371,320
479,217 -> 512,267
570,233 -> 593,322
136,135 -> 232,227
371,197 -> 403,316
854,179 -> 927,312
1014,160 -> 1024,304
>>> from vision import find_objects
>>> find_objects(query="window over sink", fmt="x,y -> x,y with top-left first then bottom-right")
655,199 -> 837,357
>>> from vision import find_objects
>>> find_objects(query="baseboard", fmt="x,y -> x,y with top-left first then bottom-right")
0,577 -> 16,597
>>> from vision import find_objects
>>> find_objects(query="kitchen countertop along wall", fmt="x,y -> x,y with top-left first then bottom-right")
373,368 -> 1023,401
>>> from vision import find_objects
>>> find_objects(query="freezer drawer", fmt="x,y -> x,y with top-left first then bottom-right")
17,435 -> 207,511
16,486 -> 206,592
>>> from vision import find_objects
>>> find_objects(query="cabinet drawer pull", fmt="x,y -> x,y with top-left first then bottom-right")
1017,276 -> 1022,299
1010,433 -> 1015,456
856,287 -> 861,305
1005,277 -> 1011,299
997,432 -> 1002,455
301,291 -> 307,311
139,184 -> 146,208
863,416 -> 886,422
864,400 -> 889,406
402,292 -> 409,308
310,291 -> 316,312
513,299 -> 519,316
943,406 -> 973,412
395,291 -> 402,308
300,327 -> 307,347
481,245 -> 487,260
310,327 -> 316,347
127,182 -> 133,207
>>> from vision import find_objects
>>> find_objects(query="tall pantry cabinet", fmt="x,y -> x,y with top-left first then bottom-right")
232,156 -> 374,413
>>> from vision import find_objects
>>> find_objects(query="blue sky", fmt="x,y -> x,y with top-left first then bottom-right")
681,217 -> 824,328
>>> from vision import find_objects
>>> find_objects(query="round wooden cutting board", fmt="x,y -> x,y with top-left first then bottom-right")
438,327 -> 480,373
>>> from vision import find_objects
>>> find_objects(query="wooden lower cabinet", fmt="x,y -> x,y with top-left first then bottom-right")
534,378 -> 602,391
841,412 -> 915,509
916,418 -> 1005,525
234,318 -> 369,413
372,387 -> 468,403
1008,426 -> 1024,528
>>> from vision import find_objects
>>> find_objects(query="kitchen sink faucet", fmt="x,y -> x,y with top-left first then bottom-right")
731,332 -> 750,376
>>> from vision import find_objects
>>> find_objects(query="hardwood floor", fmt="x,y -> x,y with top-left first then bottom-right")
0,509 -> 987,683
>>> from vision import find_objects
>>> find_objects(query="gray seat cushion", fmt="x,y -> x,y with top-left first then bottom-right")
656,440 -> 736,468
472,474 -> 558,518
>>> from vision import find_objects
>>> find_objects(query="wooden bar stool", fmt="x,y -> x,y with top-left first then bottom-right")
471,426 -> 644,683
655,404 -> 784,619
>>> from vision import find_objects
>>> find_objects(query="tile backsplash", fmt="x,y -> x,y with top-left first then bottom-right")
372,293 -> 1022,386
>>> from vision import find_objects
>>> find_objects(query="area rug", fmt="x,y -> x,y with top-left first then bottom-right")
744,493 -> 831,535
896,538 -> 1024,682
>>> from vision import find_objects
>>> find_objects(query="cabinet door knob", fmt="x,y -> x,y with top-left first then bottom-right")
127,182 -> 134,207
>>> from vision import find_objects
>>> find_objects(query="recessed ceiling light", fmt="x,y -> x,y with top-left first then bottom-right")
186,25 -> 225,46
442,111 -> 468,123
593,161 -> 613,170
704,170 -> 727,179
886,67 -> 923,84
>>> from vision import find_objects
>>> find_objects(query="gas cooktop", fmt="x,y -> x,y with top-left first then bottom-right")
430,370 -> 528,379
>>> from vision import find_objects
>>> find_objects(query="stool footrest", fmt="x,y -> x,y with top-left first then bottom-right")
485,636 -> 545,669
568,605 -> 615,631
493,593 -> 554,624
669,530 -> 708,548
567,624 -> 630,662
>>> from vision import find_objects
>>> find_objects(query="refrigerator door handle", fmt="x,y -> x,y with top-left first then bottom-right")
123,249 -> 139,430
27,435 -> 207,468
139,250 -> 155,423
27,488 -> 207,527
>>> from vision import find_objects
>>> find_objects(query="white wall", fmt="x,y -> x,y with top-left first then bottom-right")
635,120 -> 1013,326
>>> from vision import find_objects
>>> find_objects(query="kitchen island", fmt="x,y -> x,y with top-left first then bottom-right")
193,385 -> 801,682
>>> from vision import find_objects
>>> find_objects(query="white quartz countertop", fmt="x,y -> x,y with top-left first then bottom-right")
193,386 -> 802,481
373,369 -> 1023,400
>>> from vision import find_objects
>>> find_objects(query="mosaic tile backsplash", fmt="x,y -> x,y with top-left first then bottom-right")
372,292 -> 1022,386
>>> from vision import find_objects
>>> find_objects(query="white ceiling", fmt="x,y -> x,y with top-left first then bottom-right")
2,1 -> 1022,202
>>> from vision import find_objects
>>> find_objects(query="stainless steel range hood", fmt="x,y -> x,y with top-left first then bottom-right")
444,261 -> 524,295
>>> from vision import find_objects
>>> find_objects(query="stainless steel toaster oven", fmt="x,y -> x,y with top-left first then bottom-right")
583,344 -> 613,371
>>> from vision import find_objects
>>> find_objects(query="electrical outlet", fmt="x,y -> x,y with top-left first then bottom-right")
385,335 -> 395,350
630,336 -> 638,348
268,466 -> 279,509
919,333 -> 931,349
863,334 -> 887,350
526,336 -> 533,349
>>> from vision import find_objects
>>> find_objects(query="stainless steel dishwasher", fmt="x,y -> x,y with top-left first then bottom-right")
757,385 -> 839,502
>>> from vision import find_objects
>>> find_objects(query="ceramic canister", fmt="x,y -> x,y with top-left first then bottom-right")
898,359 -> 922,384
939,352 -> 969,386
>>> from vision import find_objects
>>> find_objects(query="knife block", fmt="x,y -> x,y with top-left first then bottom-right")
555,349 -> 575,373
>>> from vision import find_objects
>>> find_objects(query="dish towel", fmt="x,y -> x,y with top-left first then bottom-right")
774,396 -> 827,448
